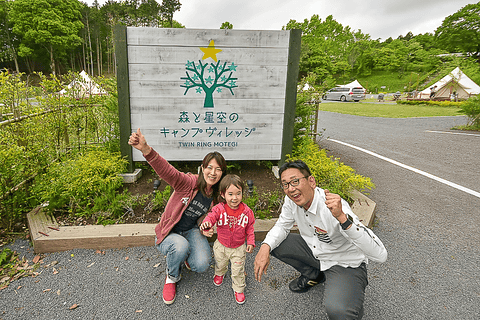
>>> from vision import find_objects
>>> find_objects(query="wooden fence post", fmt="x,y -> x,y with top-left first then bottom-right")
114,25 -> 134,173
280,29 -> 302,166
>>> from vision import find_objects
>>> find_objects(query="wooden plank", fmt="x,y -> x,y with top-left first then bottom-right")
129,81 -> 286,99
129,98 -> 286,114
128,63 -> 287,82
132,132 -> 284,146
32,224 -> 157,253
130,113 -> 284,126
27,207 -> 59,241
350,190 -> 376,228
254,218 -> 299,241
128,79 -> 287,93
127,28 -> 291,48
131,143 -> 282,161
128,46 -> 290,65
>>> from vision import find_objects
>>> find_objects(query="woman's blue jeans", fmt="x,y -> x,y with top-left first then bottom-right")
155,227 -> 211,282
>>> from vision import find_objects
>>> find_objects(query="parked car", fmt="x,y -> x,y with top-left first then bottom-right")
322,87 -> 366,102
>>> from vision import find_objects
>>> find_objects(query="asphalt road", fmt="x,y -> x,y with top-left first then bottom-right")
316,112 -> 480,319
1,112 -> 479,319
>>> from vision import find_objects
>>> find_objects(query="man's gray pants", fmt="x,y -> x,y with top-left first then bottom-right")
271,233 -> 368,320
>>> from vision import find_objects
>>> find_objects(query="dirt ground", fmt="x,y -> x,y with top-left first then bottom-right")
121,160 -> 284,224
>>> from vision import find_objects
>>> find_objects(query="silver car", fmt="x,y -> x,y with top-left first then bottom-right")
322,87 -> 366,102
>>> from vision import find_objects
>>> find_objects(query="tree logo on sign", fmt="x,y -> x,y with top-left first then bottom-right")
180,40 -> 238,108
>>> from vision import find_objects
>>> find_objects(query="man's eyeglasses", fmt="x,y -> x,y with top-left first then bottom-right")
281,176 -> 309,189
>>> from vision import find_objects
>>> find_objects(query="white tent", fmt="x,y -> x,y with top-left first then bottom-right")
419,67 -> 480,100
302,83 -> 313,91
59,71 -> 107,98
338,80 -> 365,90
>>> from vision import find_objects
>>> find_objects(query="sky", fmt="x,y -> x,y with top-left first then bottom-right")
84,0 -> 475,40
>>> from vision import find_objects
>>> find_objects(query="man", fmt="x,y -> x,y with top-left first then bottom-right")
254,160 -> 387,320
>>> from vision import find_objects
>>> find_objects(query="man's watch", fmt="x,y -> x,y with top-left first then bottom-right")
340,215 -> 353,230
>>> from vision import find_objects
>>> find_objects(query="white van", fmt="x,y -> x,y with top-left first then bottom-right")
322,87 -> 366,102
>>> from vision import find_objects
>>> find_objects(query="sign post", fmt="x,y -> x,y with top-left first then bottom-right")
115,26 -> 301,170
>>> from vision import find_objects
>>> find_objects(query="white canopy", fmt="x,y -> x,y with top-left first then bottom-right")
59,71 -> 107,98
419,67 -> 480,99
338,80 -> 365,90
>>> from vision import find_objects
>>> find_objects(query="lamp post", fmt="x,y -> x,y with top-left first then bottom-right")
153,179 -> 161,195
246,180 -> 254,196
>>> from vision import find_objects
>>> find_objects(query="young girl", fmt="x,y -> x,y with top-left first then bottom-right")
200,174 -> 255,304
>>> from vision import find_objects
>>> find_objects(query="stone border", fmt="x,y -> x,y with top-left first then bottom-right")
27,189 -> 375,254
118,168 -> 142,183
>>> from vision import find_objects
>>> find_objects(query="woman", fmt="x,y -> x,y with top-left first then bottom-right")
128,128 -> 227,305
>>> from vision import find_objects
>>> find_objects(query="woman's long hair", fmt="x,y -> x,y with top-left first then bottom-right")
197,151 -> 227,203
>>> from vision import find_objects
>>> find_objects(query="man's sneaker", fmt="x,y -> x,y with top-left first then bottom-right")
234,291 -> 245,304
162,277 -> 176,305
288,273 -> 325,293
213,274 -> 224,286
184,261 -> 191,271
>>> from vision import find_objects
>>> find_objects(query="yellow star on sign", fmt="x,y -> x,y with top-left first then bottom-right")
200,40 -> 222,62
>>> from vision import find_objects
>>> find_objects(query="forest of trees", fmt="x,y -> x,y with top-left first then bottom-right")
0,0 -> 479,87
0,0 -> 183,76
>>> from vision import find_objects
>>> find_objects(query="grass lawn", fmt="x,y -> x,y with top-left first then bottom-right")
318,102 -> 463,118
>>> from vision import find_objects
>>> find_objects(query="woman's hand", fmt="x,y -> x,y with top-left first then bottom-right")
128,128 -> 151,155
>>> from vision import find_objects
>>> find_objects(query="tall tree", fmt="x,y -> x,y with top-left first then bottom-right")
220,21 -> 233,29
285,15 -> 357,81
9,0 -> 84,75
0,0 -> 20,73
397,31 -> 414,41
435,2 -> 480,61
412,32 -> 437,50
160,0 -> 181,28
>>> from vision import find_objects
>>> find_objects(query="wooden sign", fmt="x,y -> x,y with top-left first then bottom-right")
115,26 -> 300,168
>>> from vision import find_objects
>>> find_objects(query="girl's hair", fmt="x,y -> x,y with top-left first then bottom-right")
219,174 -> 244,201
197,151 -> 227,203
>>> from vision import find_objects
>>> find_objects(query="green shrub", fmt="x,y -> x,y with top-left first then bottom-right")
243,187 -> 283,220
88,189 -> 134,225
459,96 -> 480,128
397,100 -> 464,108
242,187 -> 259,213
227,162 -> 242,172
290,139 -> 375,202
0,72 -> 121,231
0,248 -> 13,266
152,186 -> 172,211
0,145 -> 38,231
33,148 -> 128,217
